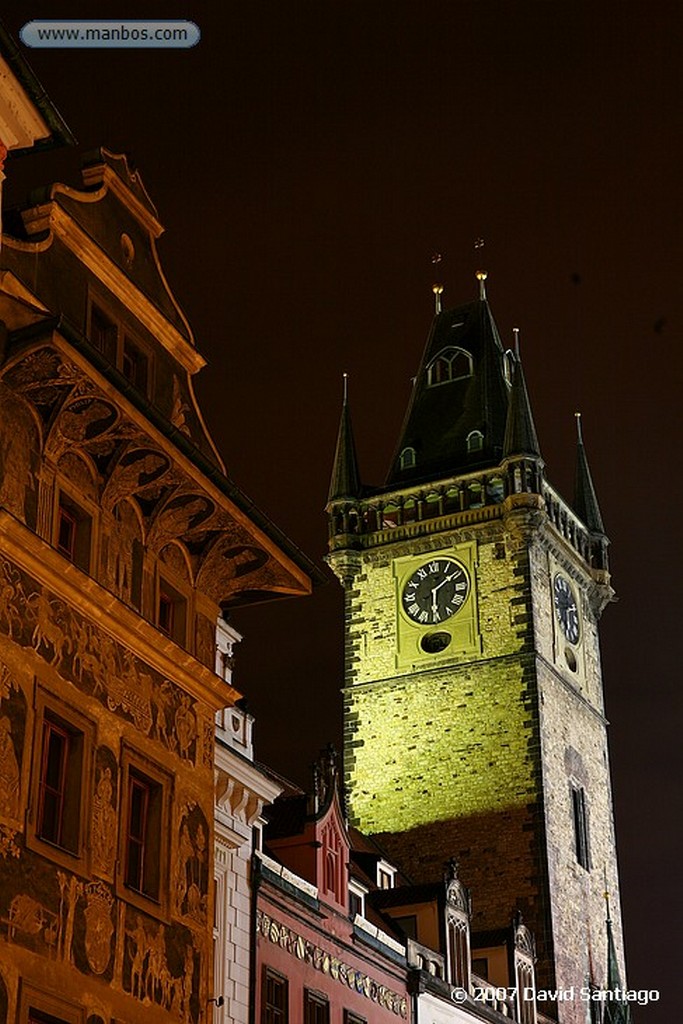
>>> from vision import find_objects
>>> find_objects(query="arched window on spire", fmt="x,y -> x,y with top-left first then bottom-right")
467,430 -> 484,453
427,347 -> 473,387
503,349 -> 516,386
399,447 -> 416,471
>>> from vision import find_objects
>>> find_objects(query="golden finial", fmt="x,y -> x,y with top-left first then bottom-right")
575,411 -> 583,442
342,372 -> 349,403
513,327 -> 520,357
431,253 -> 444,313
476,270 -> 488,301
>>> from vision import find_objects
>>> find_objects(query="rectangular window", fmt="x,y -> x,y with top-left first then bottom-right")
124,769 -> 162,900
157,578 -> 187,645
304,991 -> 329,1024
122,336 -> 149,394
20,976 -> 85,1024
89,304 -> 118,361
56,494 -> 92,572
88,298 -> 153,396
344,1013 -> 366,1024
349,889 -> 363,919
37,715 -> 84,853
262,968 -> 288,1024
572,785 -> 591,870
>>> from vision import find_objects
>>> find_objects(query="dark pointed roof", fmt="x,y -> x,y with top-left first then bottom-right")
503,353 -> 541,459
328,380 -> 361,503
573,414 -> 605,535
386,289 -> 510,488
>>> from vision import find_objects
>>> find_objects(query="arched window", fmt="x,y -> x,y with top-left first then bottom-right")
467,430 -> 484,453
399,447 -> 416,470
503,349 -> 516,386
427,347 -> 473,387
448,916 -> 471,990
487,476 -> 505,503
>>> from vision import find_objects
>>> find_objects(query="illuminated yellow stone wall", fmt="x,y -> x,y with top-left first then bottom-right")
332,494 -> 627,1010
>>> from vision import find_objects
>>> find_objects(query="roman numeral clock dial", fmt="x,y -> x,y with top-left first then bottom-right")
553,574 -> 580,645
402,558 -> 470,625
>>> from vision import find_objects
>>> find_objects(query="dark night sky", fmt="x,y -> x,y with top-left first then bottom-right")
3,2 -> 680,1017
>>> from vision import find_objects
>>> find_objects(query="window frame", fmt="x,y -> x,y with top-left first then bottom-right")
467,429 -> 484,454
118,746 -> 172,915
571,784 -> 591,870
19,981 -> 85,1024
377,858 -> 396,889
349,878 -> 367,920
87,294 -> 154,399
426,346 -> 473,387
156,573 -> 189,647
262,967 -> 289,1024
303,989 -> 329,1024
53,486 -> 95,574
27,687 -> 94,872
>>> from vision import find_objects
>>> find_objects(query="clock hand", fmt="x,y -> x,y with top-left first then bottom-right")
432,571 -> 460,596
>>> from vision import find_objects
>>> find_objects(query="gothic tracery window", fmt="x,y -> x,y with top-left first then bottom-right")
427,347 -> 473,386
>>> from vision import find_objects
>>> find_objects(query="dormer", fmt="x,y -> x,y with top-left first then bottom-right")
264,746 -> 350,914
444,859 -> 472,991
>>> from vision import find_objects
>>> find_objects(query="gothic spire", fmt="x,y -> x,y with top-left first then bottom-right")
502,337 -> 541,460
573,413 -> 605,535
328,374 -> 361,503
603,891 -> 632,1024
386,275 -> 510,487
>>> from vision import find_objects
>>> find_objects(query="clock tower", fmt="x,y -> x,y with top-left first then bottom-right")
326,277 -> 627,1019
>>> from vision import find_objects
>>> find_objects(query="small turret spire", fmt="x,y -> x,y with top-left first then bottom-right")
476,270 -> 488,301
602,876 -> 632,1023
327,373 -> 361,503
503,345 -> 541,460
432,283 -> 443,314
573,413 -> 605,534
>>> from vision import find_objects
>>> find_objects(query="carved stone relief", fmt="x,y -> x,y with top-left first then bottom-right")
2,850 -> 117,980
102,448 -> 169,512
0,381 -> 39,524
0,666 -> 25,824
160,542 -> 191,582
0,555 -> 200,765
175,802 -> 209,925
91,748 -> 118,878
57,451 -> 98,502
123,908 -> 199,1022
148,494 -> 215,550
103,500 -> 143,606
171,376 -> 191,436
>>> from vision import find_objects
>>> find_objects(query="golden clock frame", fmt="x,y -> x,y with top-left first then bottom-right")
392,541 -> 481,670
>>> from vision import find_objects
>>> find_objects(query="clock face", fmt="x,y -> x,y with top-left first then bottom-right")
553,574 -> 580,644
402,558 -> 470,625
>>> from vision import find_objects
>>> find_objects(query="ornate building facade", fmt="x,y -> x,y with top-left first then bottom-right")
0,47 -> 318,1021
326,277 -> 627,1024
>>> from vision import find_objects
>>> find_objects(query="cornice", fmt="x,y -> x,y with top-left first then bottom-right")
51,201 -> 204,373
44,331 -> 313,597
215,741 -> 283,807
5,201 -> 205,375
0,510 -> 239,712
